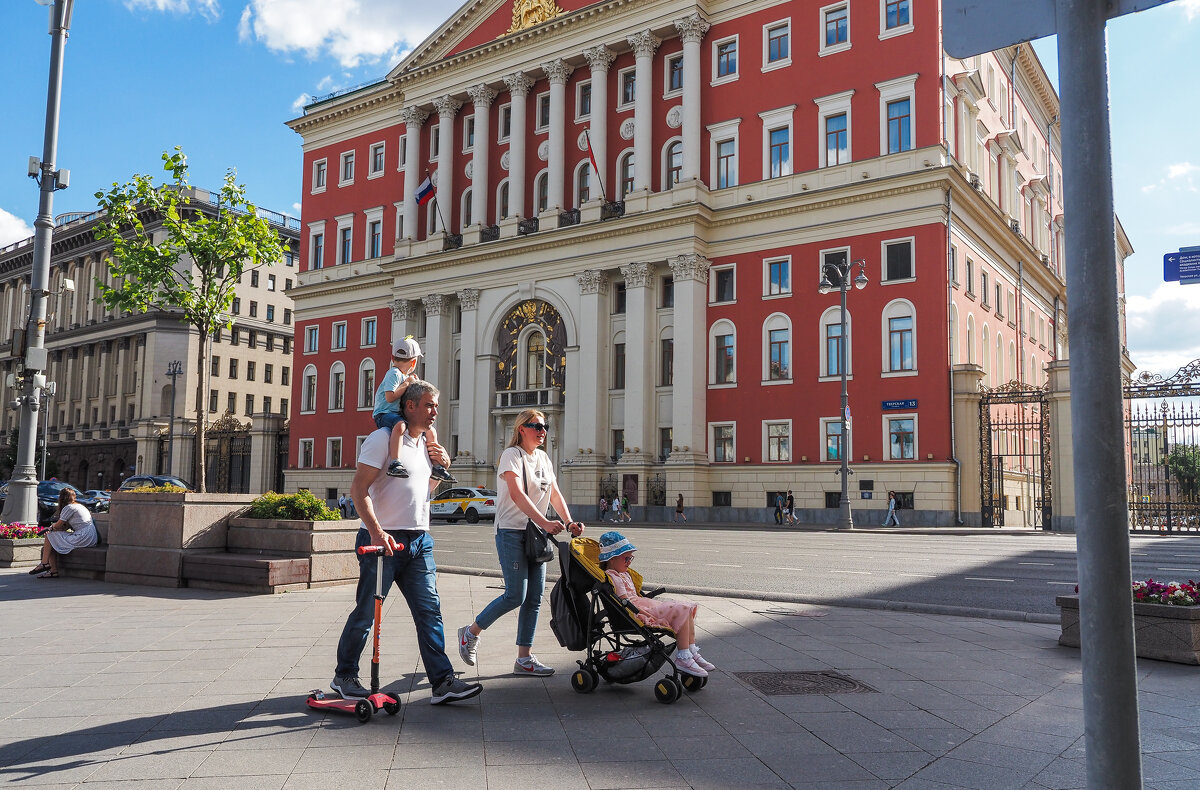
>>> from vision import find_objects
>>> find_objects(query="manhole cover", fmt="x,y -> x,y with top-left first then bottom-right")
734,671 -> 877,696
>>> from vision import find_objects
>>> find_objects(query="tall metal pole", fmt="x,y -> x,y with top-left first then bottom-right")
165,360 -> 183,476
1056,0 -> 1142,786
39,382 -> 55,481
838,274 -> 853,529
2,0 -> 74,526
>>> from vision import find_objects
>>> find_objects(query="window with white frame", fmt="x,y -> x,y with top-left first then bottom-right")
663,139 -> 683,188
327,437 -> 343,468
369,142 -> 385,177
535,171 -> 549,213
711,422 -> 735,462
329,362 -> 345,411
461,188 -> 473,228
710,264 -> 735,304
882,237 -> 914,282
763,19 -> 791,70
665,53 -> 684,96
363,206 -> 383,260
618,67 -> 636,108
759,105 -> 795,180
429,123 -> 440,160
298,439 -> 314,468
535,92 -> 551,132
334,213 -> 353,265
339,151 -> 355,185
882,299 -> 917,374
763,313 -> 792,382
820,1 -> 851,55
708,118 -> 740,190
525,329 -> 547,389
819,305 -> 852,380
574,161 -> 591,206
312,159 -> 327,193
308,222 -> 325,270
821,416 -> 847,461
886,413 -> 917,460
358,358 -> 375,408
764,256 -> 791,296
710,320 -> 736,385
398,136 -> 407,168
881,0 -> 912,37
765,420 -> 791,461
876,74 -> 917,155
618,150 -> 635,195
498,104 -> 512,143
712,35 -> 739,85
304,325 -> 319,353
462,115 -> 475,152
814,90 -> 853,167
576,81 -> 591,120
332,322 -> 347,351
496,179 -> 510,222
301,365 -> 317,412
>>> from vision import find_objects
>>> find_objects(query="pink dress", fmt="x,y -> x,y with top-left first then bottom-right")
606,570 -> 697,632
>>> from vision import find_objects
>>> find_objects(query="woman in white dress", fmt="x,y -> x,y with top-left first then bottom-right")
28,488 -> 98,579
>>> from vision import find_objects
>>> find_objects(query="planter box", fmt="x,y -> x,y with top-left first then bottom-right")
226,517 -> 360,587
0,537 -> 42,568
1057,595 -> 1200,665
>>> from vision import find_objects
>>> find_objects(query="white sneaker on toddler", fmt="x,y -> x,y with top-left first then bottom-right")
690,646 -> 716,672
670,650 -> 708,677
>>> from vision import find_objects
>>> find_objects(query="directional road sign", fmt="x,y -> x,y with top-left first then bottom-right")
1163,251 -> 1200,284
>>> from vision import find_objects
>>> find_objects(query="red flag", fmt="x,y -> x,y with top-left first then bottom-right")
583,129 -> 604,201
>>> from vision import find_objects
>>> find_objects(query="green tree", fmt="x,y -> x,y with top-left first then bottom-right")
93,148 -> 285,492
1164,444 -> 1200,500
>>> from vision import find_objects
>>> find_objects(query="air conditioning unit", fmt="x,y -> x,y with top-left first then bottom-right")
1010,219 -> 1021,234
968,172 -> 982,190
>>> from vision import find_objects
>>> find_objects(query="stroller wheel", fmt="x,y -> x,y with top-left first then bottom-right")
680,673 -> 705,693
654,676 -> 681,704
571,669 -> 597,693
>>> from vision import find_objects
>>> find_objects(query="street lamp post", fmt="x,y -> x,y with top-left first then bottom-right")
2,0 -> 75,527
165,360 -> 183,476
819,258 -> 868,530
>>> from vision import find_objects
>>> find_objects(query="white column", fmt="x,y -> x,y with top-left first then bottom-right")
455,288 -> 481,462
674,13 -> 710,181
421,294 -> 450,392
583,46 -> 614,201
619,262 -> 653,462
573,270 -> 609,461
399,106 -> 427,240
627,30 -> 660,191
466,84 -> 496,233
503,72 -> 534,219
542,59 -> 574,213
668,254 -> 709,464
433,95 -> 462,234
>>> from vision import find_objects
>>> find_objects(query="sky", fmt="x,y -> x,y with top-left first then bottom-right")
0,0 -> 1197,377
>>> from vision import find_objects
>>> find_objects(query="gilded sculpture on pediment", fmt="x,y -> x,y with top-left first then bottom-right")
505,0 -> 566,35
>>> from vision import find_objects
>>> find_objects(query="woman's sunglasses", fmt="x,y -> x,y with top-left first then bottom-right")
523,422 -> 549,431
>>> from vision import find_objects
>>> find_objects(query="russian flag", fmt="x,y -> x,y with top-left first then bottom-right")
415,174 -> 435,206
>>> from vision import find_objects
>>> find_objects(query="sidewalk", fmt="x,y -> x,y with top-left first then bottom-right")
1,567 -> 1197,790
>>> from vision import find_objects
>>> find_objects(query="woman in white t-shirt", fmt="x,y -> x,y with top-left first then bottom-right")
29,488 -> 98,579
456,409 -> 584,676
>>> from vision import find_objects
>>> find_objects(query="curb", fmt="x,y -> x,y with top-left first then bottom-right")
436,565 -> 1062,625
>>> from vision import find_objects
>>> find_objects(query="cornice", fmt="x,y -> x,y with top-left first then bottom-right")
287,83 -> 405,138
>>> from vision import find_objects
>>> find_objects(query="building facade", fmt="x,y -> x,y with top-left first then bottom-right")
284,0 -> 1130,523
0,188 -> 299,491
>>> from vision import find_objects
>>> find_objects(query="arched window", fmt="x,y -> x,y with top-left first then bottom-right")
819,306 -> 852,379
966,314 -> 976,364
664,139 -> 683,188
619,151 -> 635,196
525,330 -> 545,389
881,299 -> 916,373
496,179 -> 510,222
535,171 -> 549,214
329,361 -> 345,411
575,161 -> 591,206
302,364 -> 318,412
709,319 -> 736,385
461,187 -> 473,228
981,324 -> 990,382
358,357 -> 376,408
763,312 -> 792,381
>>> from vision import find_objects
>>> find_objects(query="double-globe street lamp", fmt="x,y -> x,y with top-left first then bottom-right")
818,257 -> 868,530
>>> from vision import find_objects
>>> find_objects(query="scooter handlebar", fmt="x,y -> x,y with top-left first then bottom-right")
357,544 -> 400,556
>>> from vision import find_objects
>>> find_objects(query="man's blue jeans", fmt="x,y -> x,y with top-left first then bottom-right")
335,528 -> 453,688
474,528 -> 546,647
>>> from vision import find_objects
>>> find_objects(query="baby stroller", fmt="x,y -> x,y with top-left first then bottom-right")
549,535 -> 709,704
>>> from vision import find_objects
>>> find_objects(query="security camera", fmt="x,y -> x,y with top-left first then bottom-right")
62,278 -> 75,293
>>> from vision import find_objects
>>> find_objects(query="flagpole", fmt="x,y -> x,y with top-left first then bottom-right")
584,129 -> 608,203
423,168 -> 451,235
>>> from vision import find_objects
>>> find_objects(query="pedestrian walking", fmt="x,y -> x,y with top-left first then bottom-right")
784,490 -> 795,525
620,495 -> 632,523
338,493 -> 348,518
674,493 -> 687,523
882,491 -> 901,526
610,496 -> 622,523
599,495 -> 608,523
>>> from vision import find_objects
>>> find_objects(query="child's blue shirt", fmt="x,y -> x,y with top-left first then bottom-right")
372,366 -> 403,418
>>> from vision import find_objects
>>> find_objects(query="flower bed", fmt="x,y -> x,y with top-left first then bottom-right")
0,523 -> 46,567
1133,578 -> 1197,606
1058,578 -> 1200,664
0,523 -> 46,540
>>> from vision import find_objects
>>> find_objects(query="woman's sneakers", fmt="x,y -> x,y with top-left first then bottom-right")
513,655 -> 555,676
670,648 -> 708,677
457,625 -> 479,666
691,646 -> 716,672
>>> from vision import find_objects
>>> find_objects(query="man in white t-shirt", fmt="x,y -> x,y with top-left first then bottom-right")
332,380 -> 482,706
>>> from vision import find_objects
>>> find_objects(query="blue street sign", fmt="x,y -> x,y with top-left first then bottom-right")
1164,251 -> 1200,284
881,399 -> 918,411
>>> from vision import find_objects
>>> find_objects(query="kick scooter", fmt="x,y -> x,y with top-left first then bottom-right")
306,544 -> 401,723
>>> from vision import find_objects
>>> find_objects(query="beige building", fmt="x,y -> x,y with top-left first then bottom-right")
0,188 -> 299,492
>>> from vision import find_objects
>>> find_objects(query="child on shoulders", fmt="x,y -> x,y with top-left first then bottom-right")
372,336 -> 455,482
597,531 -> 715,677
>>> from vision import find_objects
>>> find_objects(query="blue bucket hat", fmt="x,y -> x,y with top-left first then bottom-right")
598,531 -> 636,562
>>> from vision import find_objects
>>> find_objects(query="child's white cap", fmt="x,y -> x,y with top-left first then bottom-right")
393,336 -> 423,361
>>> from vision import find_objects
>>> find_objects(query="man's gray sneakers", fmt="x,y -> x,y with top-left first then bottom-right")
430,675 -> 482,705
330,675 -> 370,699
457,625 -> 479,666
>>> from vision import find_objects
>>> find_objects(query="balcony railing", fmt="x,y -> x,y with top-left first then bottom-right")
601,200 -> 626,221
558,208 -> 581,227
443,233 -> 464,251
518,217 -> 539,236
481,224 -> 500,242
495,388 -> 562,409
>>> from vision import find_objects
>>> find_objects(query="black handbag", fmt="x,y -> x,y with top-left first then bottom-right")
521,461 -> 555,564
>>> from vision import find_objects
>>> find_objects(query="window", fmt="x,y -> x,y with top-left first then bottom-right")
266,305 -> 275,322
463,116 -> 475,152
263,396 -> 272,415
768,327 -> 790,381
497,180 -> 510,221
825,318 -> 844,376
766,422 -> 790,462
661,338 -> 674,386
619,152 -> 635,195
765,20 -> 791,68
462,189 -> 473,227
713,424 -> 734,462
536,172 -> 549,214
231,327 -> 240,346
312,159 -> 327,192
280,398 -> 288,416
267,273 -> 276,291
884,0 -> 911,31
264,364 -> 273,384
362,317 -> 377,347
666,54 -> 684,94
886,99 -> 911,153
825,113 -> 848,165
299,439 -> 314,469
370,143 -> 385,176
368,221 -> 382,259
665,141 -> 683,187
613,430 -> 625,461
399,136 -> 407,167
281,366 -> 290,385
211,355 -> 220,377
536,93 -> 551,131
284,309 -> 292,326
712,266 -> 735,303
246,361 -> 256,382
613,342 -> 626,389
714,37 -> 738,82
888,416 -> 916,459
815,91 -> 853,167
714,332 -> 735,384
822,3 -> 850,52
823,418 -> 844,461
498,104 -> 512,142
332,322 -> 347,350
356,361 -> 373,407
227,392 -> 237,414
249,301 -> 258,318
661,276 -> 674,308
765,257 -> 790,296
889,316 -> 914,371
981,271 -> 990,307
340,227 -> 352,265
620,69 -> 636,107
575,162 -> 591,205
883,239 -> 914,281
429,123 -> 439,159
577,82 -> 591,119
769,127 -> 790,178
310,232 -> 323,270
245,394 -> 254,416
716,138 -> 737,188
340,151 -> 355,185
660,427 -> 673,462
232,297 -> 241,315
614,282 -> 627,314
996,284 -> 1004,316
526,332 -> 546,389
229,358 -> 238,379
304,325 -> 318,353
328,438 -> 342,468
301,368 -> 317,412
330,365 -> 345,411
209,389 -> 218,413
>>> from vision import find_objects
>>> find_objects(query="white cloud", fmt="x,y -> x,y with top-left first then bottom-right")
1183,0 -> 1200,22
1141,161 -> 1199,194
238,0 -> 443,68
1125,283 -> 1200,375
125,0 -> 221,21
0,208 -> 34,247
291,93 -> 313,112
292,203 -> 303,214
1167,162 -> 1200,181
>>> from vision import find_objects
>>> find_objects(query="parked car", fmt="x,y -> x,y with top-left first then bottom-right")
117,475 -> 192,492
37,480 -> 85,525
430,487 -> 497,524
78,489 -> 111,512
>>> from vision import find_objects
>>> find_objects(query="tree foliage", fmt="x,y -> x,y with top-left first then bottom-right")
1164,444 -> 1200,500
93,148 -> 285,492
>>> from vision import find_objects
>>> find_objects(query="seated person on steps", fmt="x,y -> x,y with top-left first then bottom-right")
373,336 -> 455,482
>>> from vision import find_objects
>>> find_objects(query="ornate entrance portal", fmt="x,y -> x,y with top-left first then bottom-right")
980,382 -> 1053,529
493,299 -> 567,468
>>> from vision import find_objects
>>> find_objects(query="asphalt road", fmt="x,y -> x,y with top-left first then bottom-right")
428,522 -> 1200,616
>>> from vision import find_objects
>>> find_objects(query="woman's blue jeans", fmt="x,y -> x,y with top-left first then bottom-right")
474,528 -> 546,647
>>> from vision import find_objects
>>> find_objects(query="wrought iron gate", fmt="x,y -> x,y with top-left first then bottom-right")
647,474 -> 666,507
980,382 -> 1052,529
1125,360 -> 1200,534
204,412 -> 251,494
